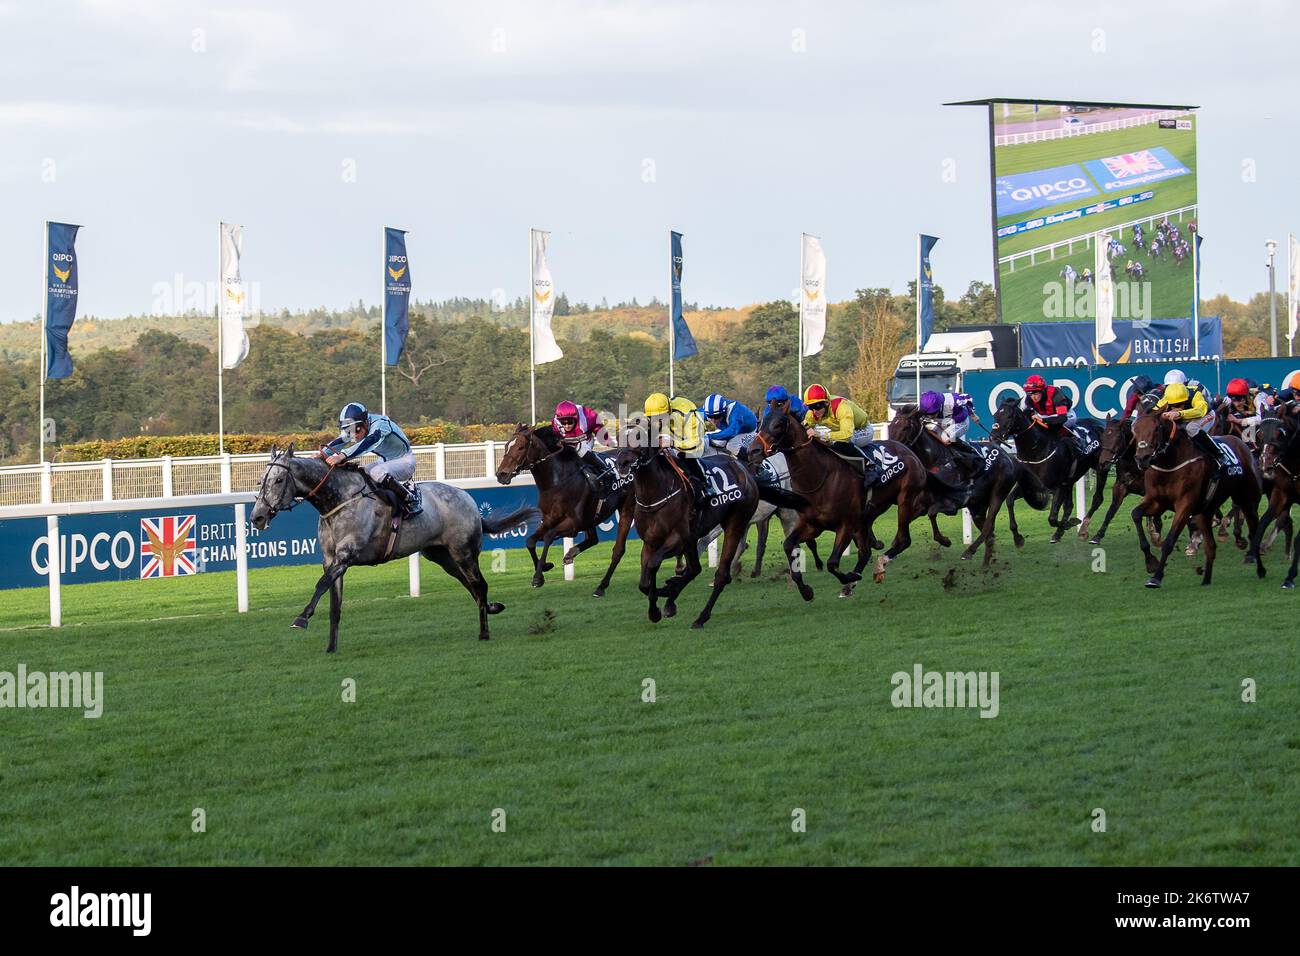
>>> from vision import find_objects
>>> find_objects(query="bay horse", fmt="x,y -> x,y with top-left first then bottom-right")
989,397 -> 1108,544
1090,414 -> 1162,546
613,421 -> 801,628
1129,409 -> 1265,588
250,445 -> 540,651
749,408 -> 968,595
887,404 -> 1030,565
1248,413 -> 1300,587
494,423 -> 634,596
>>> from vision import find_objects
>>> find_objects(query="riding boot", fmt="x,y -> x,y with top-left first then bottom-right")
380,475 -> 420,517
684,456 -> 709,507
856,442 -> 882,488
579,450 -> 610,494
952,440 -> 983,476
1191,429 -> 1222,479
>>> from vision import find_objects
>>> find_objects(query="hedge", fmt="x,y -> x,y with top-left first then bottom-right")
56,422 -> 520,462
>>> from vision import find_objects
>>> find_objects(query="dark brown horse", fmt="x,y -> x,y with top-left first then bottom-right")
1129,409 -> 1265,588
749,408 -> 968,595
613,421 -> 801,628
495,423 -> 634,596
1091,414 -> 1162,546
887,404 -> 1031,566
1249,411 -> 1300,587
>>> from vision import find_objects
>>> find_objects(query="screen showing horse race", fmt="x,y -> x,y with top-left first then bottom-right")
990,100 -> 1198,326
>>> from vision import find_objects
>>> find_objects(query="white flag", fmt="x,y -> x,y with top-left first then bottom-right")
1094,230 -> 1116,346
1289,234 -> 1299,345
219,222 -> 249,369
531,229 -> 563,365
801,234 -> 827,357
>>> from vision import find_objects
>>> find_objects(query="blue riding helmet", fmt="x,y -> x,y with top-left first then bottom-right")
338,402 -> 369,440
702,393 -> 729,417
765,385 -> 791,403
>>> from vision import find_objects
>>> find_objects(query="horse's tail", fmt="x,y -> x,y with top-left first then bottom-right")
757,484 -> 809,511
924,470 -> 969,513
481,505 -> 542,535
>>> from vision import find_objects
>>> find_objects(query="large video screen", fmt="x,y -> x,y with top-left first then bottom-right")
991,102 -> 1198,325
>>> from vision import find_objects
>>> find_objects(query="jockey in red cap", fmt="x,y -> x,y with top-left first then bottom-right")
553,400 -> 611,492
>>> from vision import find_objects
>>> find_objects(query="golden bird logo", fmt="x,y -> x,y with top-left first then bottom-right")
388,265 -> 407,281
52,264 -> 71,283
535,289 -> 551,304
1092,341 -> 1134,366
144,525 -> 188,571
225,288 -> 244,303
805,288 -> 820,301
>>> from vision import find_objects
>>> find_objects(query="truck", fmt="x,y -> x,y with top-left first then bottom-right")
884,325 -> 1019,422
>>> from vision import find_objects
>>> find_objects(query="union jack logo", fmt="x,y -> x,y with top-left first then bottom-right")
1101,150 -> 1165,179
140,514 -> 197,578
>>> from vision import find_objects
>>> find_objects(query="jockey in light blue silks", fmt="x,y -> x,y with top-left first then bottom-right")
323,402 -> 422,516
701,392 -> 758,455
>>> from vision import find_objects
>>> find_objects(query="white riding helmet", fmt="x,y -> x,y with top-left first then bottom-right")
1163,369 -> 1187,386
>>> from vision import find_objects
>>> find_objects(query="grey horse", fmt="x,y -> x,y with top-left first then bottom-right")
250,444 -> 540,652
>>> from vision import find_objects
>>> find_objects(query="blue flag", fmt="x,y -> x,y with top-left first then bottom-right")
45,221 -> 82,380
383,227 -> 411,366
918,234 -> 939,348
670,231 -> 697,361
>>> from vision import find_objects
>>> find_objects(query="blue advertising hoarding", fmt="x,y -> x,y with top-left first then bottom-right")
0,484 -> 632,591
1019,317 -> 1223,367
995,163 -> 1099,217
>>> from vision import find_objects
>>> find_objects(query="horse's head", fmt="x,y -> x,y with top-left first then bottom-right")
751,406 -> 804,460
989,396 -> 1027,444
1257,416 -> 1292,476
886,404 -> 922,445
251,443 -> 299,531
1130,410 -> 1173,470
613,415 -> 656,479
1097,413 -> 1131,468
495,423 -> 556,484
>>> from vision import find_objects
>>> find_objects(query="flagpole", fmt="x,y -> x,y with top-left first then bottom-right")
1192,235 -> 1200,361
39,220 -> 48,465
216,222 -> 225,455
668,229 -> 675,397
380,226 -> 387,417
798,233 -> 805,396
914,233 -> 921,404
529,228 -> 537,424
1289,234 -> 1295,359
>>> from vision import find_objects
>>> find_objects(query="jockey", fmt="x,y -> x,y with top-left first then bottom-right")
918,390 -> 982,469
553,400 -> 611,493
764,384 -> 808,419
1120,374 -> 1159,420
1021,373 -> 1085,454
701,392 -> 758,454
802,383 -> 882,487
1155,380 -> 1226,476
644,392 -> 708,505
324,402 -> 422,516
1223,378 -> 1262,431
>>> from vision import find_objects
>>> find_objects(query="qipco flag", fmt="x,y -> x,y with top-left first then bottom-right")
531,229 -> 563,364
1094,230 -> 1117,346
801,234 -> 827,357
45,221 -> 82,380
219,222 -> 249,369
917,234 -> 939,348
384,227 -> 412,365
670,230 -> 697,361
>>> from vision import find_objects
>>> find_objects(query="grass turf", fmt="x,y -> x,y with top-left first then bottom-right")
0,507 -> 1295,866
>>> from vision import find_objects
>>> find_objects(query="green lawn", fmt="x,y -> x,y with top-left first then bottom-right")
1,507 -> 1295,866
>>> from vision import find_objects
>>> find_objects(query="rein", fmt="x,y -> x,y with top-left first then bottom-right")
261,459 -> 369,520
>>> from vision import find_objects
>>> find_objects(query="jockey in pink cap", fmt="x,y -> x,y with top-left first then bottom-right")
553,400 -> 611,492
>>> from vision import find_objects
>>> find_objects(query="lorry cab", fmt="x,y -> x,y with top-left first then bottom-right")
886,330 -> 996,421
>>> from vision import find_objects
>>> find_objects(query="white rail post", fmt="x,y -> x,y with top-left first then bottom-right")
484,440 -> 495,478
234,502 -> 248,613
161,455 -> 174,497
47,514 -> 61,628
1075,476 -> 1087,524
563,536 -> 575,581
101,458 -> 113,500
962,509 -> 973,545
220,452 -> 232,494
409,553 -> 421,596
708,538 -> 719,568
434,443 -> 446,481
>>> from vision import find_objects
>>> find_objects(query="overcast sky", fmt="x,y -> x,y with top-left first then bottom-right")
1,0 -> 1297,321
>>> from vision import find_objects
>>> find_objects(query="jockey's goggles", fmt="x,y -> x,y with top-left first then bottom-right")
808,401 -> 828,412
557,417 -> 578,428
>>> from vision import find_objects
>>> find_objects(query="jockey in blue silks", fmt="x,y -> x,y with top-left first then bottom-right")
323,402 -> 422,516
764,384 -> 808,419
701,392 -> 758,454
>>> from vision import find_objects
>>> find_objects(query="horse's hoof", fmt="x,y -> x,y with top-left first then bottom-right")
325,645 -> 336,653
1088,536 -> 1102,546
1144,577 -> 1162,588
1257,566 -> 1267,579
648,607 -> 662,623
798,585 -> 815,602
591,587 -> 605,598
936,537 -> 951,548
960,551 -> 973,561
663,603 -> 677,618
563,550 -> 578,564
1050,536 -> 1062,544
872,538 -> 885,550
1234,540 -> 1248,551
690,619 -> 706,630
1013,536 -> 1025,549
838,588 -> 854,598
540,562 -> 554,573
872,571 -> 886,584
487,602 -> 505,614
479,633 -> 490,641
1282,579 -> 1295,590
291,616 -> 309,629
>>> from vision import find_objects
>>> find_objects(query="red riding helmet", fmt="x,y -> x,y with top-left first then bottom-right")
1226,378 -> 1250,398
803,383 -> 830,405
1024,373 -> 1047,391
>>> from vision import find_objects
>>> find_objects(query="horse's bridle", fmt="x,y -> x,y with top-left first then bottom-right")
501,427 -> 566,479
1259,418 -> 1297,475
257,458 -> 339,519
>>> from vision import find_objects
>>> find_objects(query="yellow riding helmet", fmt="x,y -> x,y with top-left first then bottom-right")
644,392 -> 671,417
1163,382 -> 1190,405
803,383 -> 830,405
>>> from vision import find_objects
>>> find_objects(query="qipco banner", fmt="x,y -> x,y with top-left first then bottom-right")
1019,317 -> 1223,367
964,357 -> 1300,422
